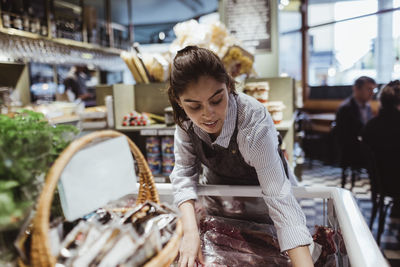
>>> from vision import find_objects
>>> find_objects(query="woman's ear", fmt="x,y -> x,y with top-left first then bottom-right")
176,98 -> 183,108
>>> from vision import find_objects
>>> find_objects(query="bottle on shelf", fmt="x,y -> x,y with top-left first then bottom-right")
1,0 -> 12,28
12,0 -> 23,30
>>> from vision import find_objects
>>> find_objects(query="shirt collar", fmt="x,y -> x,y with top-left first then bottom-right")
193,93 -> 237,148
354,98 -> 370,109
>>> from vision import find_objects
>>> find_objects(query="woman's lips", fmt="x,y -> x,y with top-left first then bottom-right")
203,120 -> 218,129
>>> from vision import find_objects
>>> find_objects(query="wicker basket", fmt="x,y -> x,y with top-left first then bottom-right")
27,130 -> 182,267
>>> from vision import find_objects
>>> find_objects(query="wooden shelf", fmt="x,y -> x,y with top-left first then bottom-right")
274,119 -> 294,131
117,124 -> 175,136
0,27 -> 122,55
48,114 -> 79,124
116,119 -> 293,136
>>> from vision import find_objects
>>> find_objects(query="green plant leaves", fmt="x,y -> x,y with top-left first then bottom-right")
0,110 -> 79,229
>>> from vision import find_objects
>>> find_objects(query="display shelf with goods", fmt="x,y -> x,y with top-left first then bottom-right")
244,77 -> 296,165
0,0 -> 124,55
100,77 -> 296,164
95,82 -> 170,132
0,2 -> 125,81
0,0 -> 48,37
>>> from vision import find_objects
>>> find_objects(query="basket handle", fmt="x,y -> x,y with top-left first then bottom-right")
30,130 -> 160,267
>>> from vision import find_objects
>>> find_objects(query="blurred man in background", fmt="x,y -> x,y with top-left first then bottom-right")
334,76 -> 376,188
63,65 -> 96,107
363,80 -> 400,219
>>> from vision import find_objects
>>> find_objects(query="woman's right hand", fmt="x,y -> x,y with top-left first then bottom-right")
178,200 -> 204,267
178,230 -> 203,267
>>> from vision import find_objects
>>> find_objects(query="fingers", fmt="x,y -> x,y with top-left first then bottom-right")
179,255 -> 197,267
197,249 -> 204,264
179,255 -> 188,267
188,257 -> 195,267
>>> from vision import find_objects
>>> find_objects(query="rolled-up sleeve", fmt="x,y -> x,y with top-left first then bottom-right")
239,107 -> 313,252
169,125 -> 200,207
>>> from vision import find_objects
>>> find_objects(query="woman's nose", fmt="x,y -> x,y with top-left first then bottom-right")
202,104 -> 214,118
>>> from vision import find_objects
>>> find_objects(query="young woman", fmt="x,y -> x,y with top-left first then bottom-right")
168,46 -> 314,267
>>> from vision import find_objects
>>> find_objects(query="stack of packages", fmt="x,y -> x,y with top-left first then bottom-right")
146,137 -> 162,176
243,81 -> 285,124
145,136 -> 175,179
161,137 -> 174,177
79,106 -> 108,129
243,82 -> 270,104
38,198 -> 178,266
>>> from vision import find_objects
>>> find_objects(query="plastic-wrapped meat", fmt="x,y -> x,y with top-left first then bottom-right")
202,235 -> 291,267
313,225 -> 347,267
200,216 -> 290,267
200,216 -> 245,241
203,230 -> 286,259
200,216 -> 280,250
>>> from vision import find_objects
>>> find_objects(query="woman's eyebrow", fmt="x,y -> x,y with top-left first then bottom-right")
183,89 -> 224,102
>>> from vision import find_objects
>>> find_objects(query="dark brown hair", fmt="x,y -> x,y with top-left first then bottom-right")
167,46 -> 236,129
354,76 -> 376,89
379,80 -> 400,110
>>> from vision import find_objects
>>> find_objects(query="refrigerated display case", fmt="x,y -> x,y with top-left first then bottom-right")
152,184 -> 389,267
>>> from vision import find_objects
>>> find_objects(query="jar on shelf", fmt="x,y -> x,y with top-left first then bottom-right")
266,101 -> 285,124
164,106 -> 174,126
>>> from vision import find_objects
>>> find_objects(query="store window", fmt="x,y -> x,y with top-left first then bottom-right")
308,16 -> 377,86
279,8 -> 302,80
306,0 -> 400,86
280,32 -> 302,81
309,0 -> 377,27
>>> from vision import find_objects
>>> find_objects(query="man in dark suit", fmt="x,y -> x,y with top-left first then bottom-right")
362,80 -> 400,219
334,76 -> 376,188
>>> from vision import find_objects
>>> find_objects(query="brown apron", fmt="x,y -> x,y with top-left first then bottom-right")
187,115 -> 288,224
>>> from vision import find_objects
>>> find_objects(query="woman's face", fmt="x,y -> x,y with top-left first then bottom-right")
178,76 -> 229,138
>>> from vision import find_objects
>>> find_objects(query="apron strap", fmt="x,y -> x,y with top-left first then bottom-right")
277,134 -> 289,179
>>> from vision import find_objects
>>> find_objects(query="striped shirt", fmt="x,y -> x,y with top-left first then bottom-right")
170,92 -> 313,251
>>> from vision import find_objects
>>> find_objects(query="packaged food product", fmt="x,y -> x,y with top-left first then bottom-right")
122,110 -> 151,126
265,101 -> 285,124
52,201 -> 180,267
147,153 -> 162,175
142,53 -> 170,82
199,215 -> 290,267
146,136 -> 161,154
243,82 -> 270,103
162,154 -> 175,176
161,137 -> 175,176
120,50 -> 150,84
161,136 -> 174,155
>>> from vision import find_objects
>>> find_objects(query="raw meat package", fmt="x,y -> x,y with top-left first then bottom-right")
199,215 -> 291,267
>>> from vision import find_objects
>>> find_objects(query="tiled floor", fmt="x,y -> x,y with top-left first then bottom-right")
298,160 -> 400,266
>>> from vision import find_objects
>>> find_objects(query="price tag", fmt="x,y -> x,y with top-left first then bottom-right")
158,129 -> 175,136
140,129 -> 158,136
